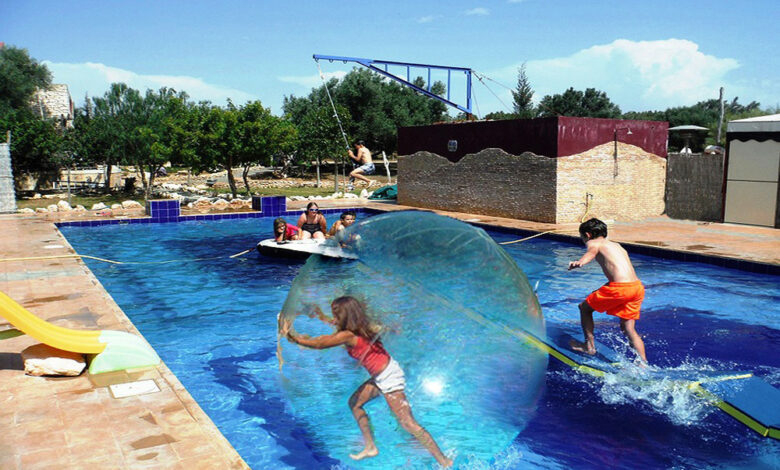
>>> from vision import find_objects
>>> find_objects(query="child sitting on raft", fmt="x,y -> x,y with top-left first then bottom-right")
327,210 -> 357,238
273,218 -> 299,242
568,218 -> 647,363
280,296 -> 452,467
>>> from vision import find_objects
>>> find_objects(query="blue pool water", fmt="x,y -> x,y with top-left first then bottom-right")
59,216 -> 780,469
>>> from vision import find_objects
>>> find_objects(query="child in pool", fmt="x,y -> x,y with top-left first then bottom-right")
273,218 -> 300,242
568,218 -> 647,363
280,296 -> 452,467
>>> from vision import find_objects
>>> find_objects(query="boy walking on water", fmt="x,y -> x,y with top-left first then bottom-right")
568,218 -> 647,363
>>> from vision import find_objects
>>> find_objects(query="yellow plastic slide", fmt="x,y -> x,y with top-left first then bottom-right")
0,291 -> 160,373
0,291 -> 105,353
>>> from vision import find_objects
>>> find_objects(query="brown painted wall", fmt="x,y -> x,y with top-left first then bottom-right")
398,148 -> 557,223
397,116 -> 669,163
398,118 -> 559,162
665,153 -> 724,222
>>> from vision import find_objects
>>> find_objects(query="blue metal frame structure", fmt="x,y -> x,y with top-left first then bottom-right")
313,54 -> 473,116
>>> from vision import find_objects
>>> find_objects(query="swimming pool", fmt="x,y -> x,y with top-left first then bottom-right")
59,215 -> 780,469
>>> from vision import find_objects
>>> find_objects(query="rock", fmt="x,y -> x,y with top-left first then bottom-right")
22,344 -> 86,376
57,200 -> 72,211
111,203 -> 122,210
212,198 -> 229,210
193,197 -> 212,211
196,184 -> 209,190
360,189 -> 369,199
74,205 -> 86,212
187,202 -> 194,208
91,202 -> 107,210
32,193 -> 42,199
47,204 -> 59,212
35,207 -> 48,213
229,199 -> 246,209
121,200 -> 143,209
18,208 -> 35,213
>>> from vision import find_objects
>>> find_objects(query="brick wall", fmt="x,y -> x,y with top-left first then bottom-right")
556,142 -> 666,223
398,143 -> 666,224
398,148 -> 557,222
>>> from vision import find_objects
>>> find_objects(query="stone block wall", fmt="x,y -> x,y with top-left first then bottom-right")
556,142 -> 666,223
398,148 -> 557,222
0,143 -> 15,213
398,143 -> 666,224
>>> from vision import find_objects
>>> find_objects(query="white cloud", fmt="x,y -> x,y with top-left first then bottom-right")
417,15 -> 436,24
465,7 -> 490,16
507,0 -> 526,3
43,61 -> 257,106
486,39 -> 742,112
278,70 -> 348,90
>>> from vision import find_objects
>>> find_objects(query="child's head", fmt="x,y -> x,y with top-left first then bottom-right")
579,218 -> 607,241
340,210 -> 356,227
331,296 -> 377,339
273,217 -> 287,234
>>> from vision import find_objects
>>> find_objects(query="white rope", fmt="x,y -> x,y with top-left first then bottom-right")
315,59 -> 351,151
474,71 -> 514,114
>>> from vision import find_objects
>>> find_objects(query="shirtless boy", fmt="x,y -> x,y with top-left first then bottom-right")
347,140 -> 375,190
567,218 -> 647,363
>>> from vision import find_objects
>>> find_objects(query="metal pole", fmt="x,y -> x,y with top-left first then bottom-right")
717,87 -> 725,144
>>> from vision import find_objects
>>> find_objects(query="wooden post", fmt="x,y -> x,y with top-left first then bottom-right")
316,156 -> 321,187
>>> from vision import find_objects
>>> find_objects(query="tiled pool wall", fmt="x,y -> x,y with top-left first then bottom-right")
55,197 -> 779,276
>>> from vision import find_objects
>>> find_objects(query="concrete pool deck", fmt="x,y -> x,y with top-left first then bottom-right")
0,204 -> 778,469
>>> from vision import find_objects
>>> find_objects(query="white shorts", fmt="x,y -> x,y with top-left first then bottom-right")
372,358 -> 406,394
356,162 -> 376,175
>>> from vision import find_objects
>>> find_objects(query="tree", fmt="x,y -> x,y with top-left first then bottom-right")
0,45 -> 64,187
0,46 -> 52,115
234,101 -> 298,195
512,64 -> 534,118
537,87 -> 621,118
283,67 -> 450,158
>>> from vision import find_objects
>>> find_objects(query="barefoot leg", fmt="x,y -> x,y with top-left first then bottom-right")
385,391 -> 452,467
620,319 -> 647,363
575,301 -> 597,354
348,380 -> 381,459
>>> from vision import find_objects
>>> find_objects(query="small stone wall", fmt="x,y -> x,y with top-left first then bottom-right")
665,152 -> 724,222
0,143 -> 15,213
398,148 -> 557,222
398,143 -> 666,224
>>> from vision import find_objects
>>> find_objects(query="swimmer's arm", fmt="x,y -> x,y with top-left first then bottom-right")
288,330 -> 354,349
296,213 -> 305,229
569,244 -> 599,270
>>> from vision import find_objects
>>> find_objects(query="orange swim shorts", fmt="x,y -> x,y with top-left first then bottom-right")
585,280 -> 645,320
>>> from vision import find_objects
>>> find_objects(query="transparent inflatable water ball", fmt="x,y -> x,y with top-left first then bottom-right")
279,211 -> 548,466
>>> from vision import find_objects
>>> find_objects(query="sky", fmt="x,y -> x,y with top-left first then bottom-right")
2,0 -> 778,118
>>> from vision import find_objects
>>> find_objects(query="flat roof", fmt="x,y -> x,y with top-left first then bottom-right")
727,114 -> 780,133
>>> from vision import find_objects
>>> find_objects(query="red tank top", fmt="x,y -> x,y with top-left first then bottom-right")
347,336 -> 390,376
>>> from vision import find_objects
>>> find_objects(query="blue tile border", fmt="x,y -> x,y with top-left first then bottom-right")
53,201 -> 775,275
